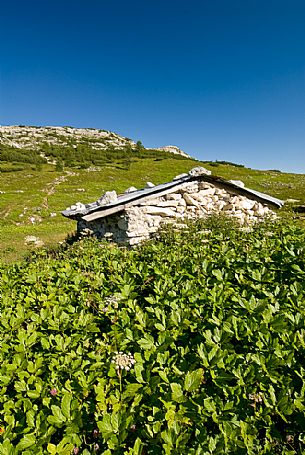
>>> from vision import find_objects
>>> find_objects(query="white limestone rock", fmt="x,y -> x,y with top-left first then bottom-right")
214,188 -> 227,195
141,198 -> 161,206
188,166 -> 212,177
166,193 -> 182,200
157,145 -> 190,158
180,182 -> 199,193
197,188 -> 216,198
183,193 -> 200,207
124,186 -> 138,193
199,182 -> 213,190
156,200 -> 180,207
238,199 -> 256,211
176,206 -> 186,214
217,201 -> 227,211
229,180 -> 245,188
67,202 -> 86,212
144,206 -> 178,217
173,173 -> 188,180
98,190 -> 117,206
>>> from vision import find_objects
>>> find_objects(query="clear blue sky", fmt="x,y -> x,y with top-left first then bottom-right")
1,0 -> 304,173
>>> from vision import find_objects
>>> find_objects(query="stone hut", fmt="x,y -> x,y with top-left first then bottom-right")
62,167 -> 283,245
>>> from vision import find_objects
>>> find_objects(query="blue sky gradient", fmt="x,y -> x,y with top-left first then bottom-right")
1,0 -> 304,172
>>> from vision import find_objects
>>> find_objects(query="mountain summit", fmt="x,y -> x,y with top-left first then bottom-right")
0,125 -> 191,158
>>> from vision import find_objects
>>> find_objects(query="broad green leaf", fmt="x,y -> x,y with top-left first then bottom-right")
170,383 -> 185,402
159,370 -> 169,383
61,393 -> 71,419
122,383 -> 142,400
47,444 -> 57,454
26,409 -> 35,427
0,440 -> 16,455
204,397 -> 216,413
98,414 -> 113,437
138,335 -> 155,351
212,269 -> 223,280
155,323 -> 165,331
16,434 -> 36,450
133,437 -> 144,455
134,363 -> 145,383
184,369 -> 204,392
49,405 -> 66,424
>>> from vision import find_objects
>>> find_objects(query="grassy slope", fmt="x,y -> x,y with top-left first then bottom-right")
1,158 -> 305,262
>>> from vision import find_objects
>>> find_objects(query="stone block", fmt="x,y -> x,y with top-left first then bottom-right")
157,200 -> 180,207
166,193 -> 182,200
183,193 -> 200,207
144,206 -> 178,217
118,218 -> 128,230
198,182 -> 213,190
198,188 -> 216,197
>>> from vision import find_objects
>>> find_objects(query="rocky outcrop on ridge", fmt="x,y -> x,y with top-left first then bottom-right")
0,125 -> 191,158
155,145 -> 190,158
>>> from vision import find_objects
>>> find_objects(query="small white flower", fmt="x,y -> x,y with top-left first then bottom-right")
248,392 -> 264,405
112,352 -> 136,371
103,295 -> 122,310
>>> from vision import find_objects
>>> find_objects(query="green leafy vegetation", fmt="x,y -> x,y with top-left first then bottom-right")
0,145 -> 47,166
206,160 -> 246,168
1,217 -> 305,453
0,141 -> 188,170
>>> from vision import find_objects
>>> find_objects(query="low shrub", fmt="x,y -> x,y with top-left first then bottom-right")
1,218 -> 305,454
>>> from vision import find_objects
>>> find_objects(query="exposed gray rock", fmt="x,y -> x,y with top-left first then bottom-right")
166,193 -> 182,200
124,186 -> 138,193
0,126 -> 192,159
156,145 -> 191,158
188,166 -> 211,177
67,202 -> 87,212
183,194 -> 200,207
173,173 -> 188,180
229,180 -> 245,188
144,206 -> 178,217
98,190 -> 117,205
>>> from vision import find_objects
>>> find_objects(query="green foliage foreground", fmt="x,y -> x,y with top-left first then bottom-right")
1,218 -> 305,454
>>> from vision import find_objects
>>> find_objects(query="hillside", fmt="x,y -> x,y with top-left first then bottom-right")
0,125 -> 190,170
0,125 -> 305,261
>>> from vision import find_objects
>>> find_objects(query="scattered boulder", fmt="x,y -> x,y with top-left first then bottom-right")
24,235 -> 44,247
229,180 -> 245,188
173,173 -> 188,180
98,190 -> 117,206
124,186 -> 137,194
188,166 -> 211,177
